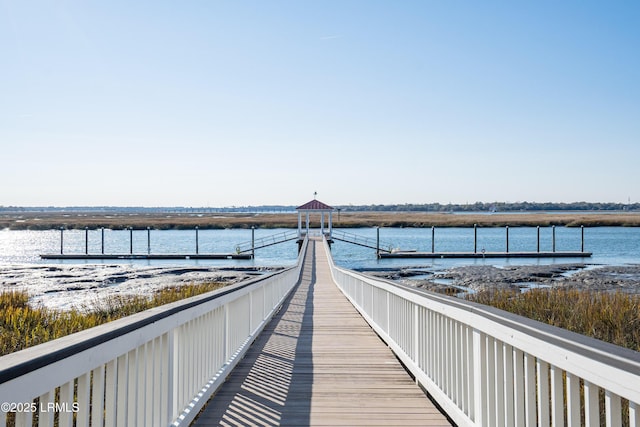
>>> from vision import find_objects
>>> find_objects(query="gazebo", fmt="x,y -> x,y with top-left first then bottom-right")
296,198 -> 335,239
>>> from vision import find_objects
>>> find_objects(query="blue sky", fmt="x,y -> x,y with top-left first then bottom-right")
1,1 -> 639,207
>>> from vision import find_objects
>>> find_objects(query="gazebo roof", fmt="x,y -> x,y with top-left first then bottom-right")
296,199 -> 334,211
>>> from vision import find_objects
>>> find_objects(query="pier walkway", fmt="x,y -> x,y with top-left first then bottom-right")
192,237 -> 452,426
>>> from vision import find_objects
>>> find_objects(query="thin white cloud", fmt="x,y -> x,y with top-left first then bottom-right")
319,35 -> 342,40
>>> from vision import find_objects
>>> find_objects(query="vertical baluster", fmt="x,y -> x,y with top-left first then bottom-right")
77,372 -> 91,427
566,373 -> 580,427
168,328 -> 180,425
91,366 -> 106,427
504,344 -> 514,426
537,360 -> 550,427
153,336 -> 163,426
59,381 -> 74,427
104,359 -> 118,427
487,337 -> 497,427
513,349 -> 525,426
605,391 -> 622,427
39,391 -> 54,427
453,322 -> 460,408
127,349 -> 139,426
143,341 -> 154,426
14,408 -> 32,427
462,325 -> 471,416
137,344 -> 148,427
629,402 -> 639,427
472,330 -> 488,425
116,354 -> 129,427
524,354 -> 537,427
584,381 -> 599,427
550,365 -> 565,427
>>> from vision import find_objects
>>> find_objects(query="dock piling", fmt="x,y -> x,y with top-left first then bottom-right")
474,224 -> 477,254
251,227 -> 255,258
431,226 -> 435,253
506,226 -> 509,253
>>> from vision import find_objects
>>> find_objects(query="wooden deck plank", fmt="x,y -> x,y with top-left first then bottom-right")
192,238 -> 452,426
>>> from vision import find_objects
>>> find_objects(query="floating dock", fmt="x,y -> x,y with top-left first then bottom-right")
379,251 -> 592,259
40,253 -> 252,260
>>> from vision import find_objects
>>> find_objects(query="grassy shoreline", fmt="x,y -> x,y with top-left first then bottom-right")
0,283 -> 226,357
3,211 -> 640,230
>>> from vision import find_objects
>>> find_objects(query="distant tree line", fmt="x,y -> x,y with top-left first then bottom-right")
333,202 -> 640,212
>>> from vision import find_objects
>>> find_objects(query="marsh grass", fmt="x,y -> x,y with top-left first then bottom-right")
467,288 -> 640,351
0,283 -> 226,357
4,211 -> 640,230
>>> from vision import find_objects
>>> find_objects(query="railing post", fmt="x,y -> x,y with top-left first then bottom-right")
251,226 -> 255,259
101,227 -> 105,254
581,225 -> 585,252
60,227 -> 64,254
147,227 -> 151,255
552,225 -> 556,252
130,227 -> 133,255
85,227 -> 89,255
537,226 -> 540,253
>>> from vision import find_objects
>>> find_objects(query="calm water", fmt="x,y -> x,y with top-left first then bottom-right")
0,228 -> 299,267
331,226 -> 640,270
1,227 -> 639,269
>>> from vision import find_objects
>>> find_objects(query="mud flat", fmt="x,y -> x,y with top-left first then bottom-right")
364,263 -> 640,296
0,264 -> 282,310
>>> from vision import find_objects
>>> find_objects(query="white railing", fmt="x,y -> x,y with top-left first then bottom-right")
323,238 -> 640,427
0,237 -> 308,427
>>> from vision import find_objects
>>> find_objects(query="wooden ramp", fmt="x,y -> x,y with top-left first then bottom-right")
192,238 -> 452,426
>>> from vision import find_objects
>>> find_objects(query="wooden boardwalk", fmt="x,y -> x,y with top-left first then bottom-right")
192,238 -> 452,426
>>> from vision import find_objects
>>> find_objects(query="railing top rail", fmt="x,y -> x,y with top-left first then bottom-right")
0,251 -> 304,385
